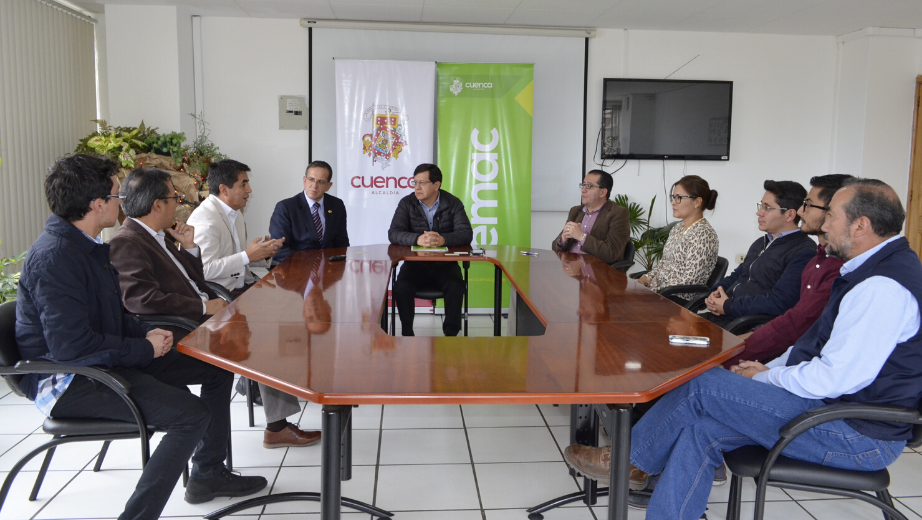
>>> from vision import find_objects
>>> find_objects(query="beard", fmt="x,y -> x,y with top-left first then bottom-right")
825,233 -> 852,261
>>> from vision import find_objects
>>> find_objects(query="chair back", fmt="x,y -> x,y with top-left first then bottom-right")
623,241 -> 635,264
909,400 -> 922,449
0,300 -> 26,396
707,256 -> 729,288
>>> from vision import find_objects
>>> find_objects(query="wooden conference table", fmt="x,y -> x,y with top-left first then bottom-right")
177,244 -> 745,520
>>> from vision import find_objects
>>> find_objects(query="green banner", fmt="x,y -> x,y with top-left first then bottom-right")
437,63 -> 534,309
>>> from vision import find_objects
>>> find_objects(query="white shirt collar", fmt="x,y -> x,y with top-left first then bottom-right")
304,192 -> 324,209
840,235 -> 902,276
131,218 -> 164,240
212,195 -> 238,225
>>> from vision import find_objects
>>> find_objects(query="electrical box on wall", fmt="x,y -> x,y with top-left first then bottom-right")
279,96 -> 308,130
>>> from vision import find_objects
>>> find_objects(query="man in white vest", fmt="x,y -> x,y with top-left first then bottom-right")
187,159 -> 320,449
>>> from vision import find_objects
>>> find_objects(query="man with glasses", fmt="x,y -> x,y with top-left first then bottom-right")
110,168 -> 228,336
388,163 -> 473,337
703,180 -> 816,328
269,160 -> 349,264
723,174 -> 852,367
551,169 -> 630,265
16,156 -> 267,516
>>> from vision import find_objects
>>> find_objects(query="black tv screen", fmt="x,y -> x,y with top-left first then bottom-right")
601,78 -> 733,161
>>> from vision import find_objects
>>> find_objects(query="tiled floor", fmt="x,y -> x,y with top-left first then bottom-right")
2,314 -> 922,519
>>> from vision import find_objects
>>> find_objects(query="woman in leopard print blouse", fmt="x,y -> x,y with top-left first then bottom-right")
639,175 -> 719,301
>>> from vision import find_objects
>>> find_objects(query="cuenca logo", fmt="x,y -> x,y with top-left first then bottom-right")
361,105 -> 407,170
450,77 -> 463,96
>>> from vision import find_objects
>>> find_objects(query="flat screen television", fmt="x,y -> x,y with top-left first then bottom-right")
601,78 -> 733,161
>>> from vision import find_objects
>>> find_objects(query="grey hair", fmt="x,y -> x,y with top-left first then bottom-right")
841,178 -> 905,238
120,168 -> 173,218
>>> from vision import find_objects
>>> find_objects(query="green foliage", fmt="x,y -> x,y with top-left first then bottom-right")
0,240 -> 26,303
612,195 -> 678,271
183,113 -> 226,180
75,120 -> 158,167
148,131 -> 187,167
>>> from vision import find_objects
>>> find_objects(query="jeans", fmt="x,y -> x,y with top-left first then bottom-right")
50,350 -> 234,520
394,261 -> 464,336
630,368 -> 905,520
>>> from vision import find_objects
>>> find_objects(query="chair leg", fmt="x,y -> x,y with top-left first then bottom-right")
182,464 -> 189,487
727,474 -> 743,520
226,434 -> 233,472
29,446 -> 56,501
94,440 -> 111,472
463,263 -> 469,337
246,380 -> 255,428
877,489 -> 903,520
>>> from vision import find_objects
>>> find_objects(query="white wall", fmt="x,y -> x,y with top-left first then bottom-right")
832,30 -> 922,205
199,17 -> 310,237
104,5 -> 196,137
585,29 -> 838,267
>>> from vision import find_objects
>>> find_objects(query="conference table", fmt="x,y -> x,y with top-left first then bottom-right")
177,244 -> 745,520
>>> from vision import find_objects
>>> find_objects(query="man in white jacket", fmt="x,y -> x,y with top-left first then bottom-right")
187,159 -> 320,449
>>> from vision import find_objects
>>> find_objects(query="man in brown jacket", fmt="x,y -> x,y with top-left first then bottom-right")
110,168 -> 321,451
552,169 -> 630,265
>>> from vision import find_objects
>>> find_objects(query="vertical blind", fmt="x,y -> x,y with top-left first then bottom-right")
0,0 -> 97,258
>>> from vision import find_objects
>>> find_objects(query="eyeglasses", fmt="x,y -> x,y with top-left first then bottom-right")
670,194 -> 694,203
801,199 -> 829,212
161,192 -> 186,204
305,177 -> 330,186
578,183 -> 600,190
105,195 -> 124,202
409,180 -> 433,187
756,202 -> 789,212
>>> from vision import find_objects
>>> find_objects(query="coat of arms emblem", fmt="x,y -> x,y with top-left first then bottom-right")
450,77 -> 463,96
361,105 -> 407,170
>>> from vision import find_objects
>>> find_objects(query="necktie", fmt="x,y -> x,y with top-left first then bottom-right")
312,202 -> 324,244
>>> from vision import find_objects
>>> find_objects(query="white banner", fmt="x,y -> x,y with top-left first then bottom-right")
335,59 -> 436,246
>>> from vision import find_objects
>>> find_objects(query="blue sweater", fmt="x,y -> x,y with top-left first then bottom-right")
15,215 -> 153,400
787,237 -> 922,441
716,231 -> 816,318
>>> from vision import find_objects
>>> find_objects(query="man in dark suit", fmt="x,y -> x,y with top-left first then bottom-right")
551,169 -> 630,265
270,160 -> 349,264
388,163 -> 473,337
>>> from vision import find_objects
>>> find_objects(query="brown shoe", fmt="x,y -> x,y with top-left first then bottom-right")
263,423 -> 321,448
563,444 -> 651,491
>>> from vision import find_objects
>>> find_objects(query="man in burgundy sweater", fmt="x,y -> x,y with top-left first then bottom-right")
725,174 -> 853,367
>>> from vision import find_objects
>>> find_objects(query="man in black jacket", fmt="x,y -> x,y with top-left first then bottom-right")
704,180 -> 817,327
15,155 -> 266,520
388,163 -> 473,336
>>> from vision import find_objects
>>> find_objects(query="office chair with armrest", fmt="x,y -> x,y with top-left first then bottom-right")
724,402 -> 922,520
390,261 -> 470,336
0,300 -> 154,514
630,256 -> 729,306
609,241 -> 635,274
205,281 -> 234,303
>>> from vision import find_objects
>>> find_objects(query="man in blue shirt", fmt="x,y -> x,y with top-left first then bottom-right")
15,155 -> 267,520
564,178 -> 922,520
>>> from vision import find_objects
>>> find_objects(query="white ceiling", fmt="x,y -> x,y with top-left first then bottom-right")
68,0 -> 922,36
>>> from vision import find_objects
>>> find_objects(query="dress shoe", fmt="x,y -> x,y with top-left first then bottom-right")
263,423 -> 321,448
184,468 -> 267,504
562,444 -> 651,490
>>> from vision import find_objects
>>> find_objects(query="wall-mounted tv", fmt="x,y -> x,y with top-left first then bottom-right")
601,78 -> 733,161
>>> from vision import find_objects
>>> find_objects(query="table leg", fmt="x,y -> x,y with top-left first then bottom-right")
494,264 -> 502,336
600,404 -> 632,520
321,405 -> 345,520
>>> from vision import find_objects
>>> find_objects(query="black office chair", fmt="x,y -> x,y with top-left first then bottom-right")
205,281 -> 234,303
609,241 -> 636,274
724,402 -> 922,520
631,256 -> 729,306
390,261 -> 470,336
0,300 -> 155,513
